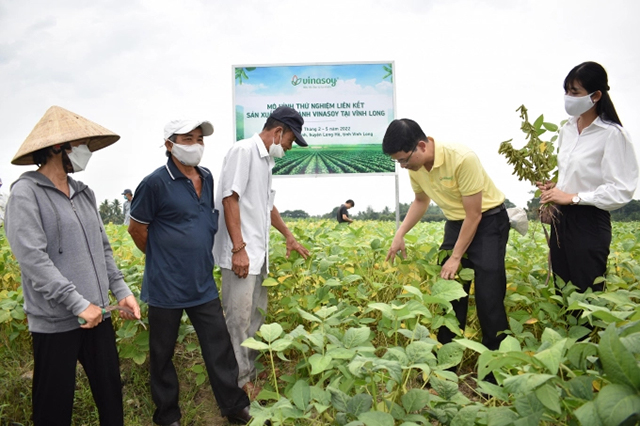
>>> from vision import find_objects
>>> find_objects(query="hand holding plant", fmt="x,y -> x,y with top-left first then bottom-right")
498,105 -> 561,224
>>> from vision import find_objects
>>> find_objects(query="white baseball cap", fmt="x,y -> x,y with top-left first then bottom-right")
164,119 -> 214,141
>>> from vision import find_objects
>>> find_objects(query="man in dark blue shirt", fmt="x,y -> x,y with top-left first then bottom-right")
128,119 -> 251,426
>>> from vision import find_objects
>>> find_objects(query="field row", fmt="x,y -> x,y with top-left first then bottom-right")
273,150 -> 394,175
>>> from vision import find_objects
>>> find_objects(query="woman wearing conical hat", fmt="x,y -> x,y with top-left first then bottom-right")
4,106 -> 141,426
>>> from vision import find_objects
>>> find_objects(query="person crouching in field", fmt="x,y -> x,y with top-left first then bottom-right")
383,118 -> 510,359
4,106 -> 141,426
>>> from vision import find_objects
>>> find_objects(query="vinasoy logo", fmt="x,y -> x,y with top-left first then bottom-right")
291,75 -> 337,88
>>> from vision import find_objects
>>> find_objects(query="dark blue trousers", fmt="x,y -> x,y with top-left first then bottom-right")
550,205 -> 611,293
437,210 -> 510,350
148,297 -> 249,425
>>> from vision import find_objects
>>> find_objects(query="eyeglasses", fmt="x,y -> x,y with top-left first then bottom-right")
392,146 -> 417,164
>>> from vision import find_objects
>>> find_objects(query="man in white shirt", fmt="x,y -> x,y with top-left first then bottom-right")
214,106 -> 310,398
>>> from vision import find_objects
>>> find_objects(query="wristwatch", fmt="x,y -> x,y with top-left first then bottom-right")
571,195 -> 581,205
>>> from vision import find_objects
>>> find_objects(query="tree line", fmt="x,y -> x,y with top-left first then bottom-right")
280,197 -> 640,222
103,197 -> 640,224
99,199 -> 124,224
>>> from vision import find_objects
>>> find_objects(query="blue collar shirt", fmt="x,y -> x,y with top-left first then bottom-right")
130,158 -> 219,308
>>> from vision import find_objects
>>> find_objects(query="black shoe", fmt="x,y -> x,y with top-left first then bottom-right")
227,406 -> 252,425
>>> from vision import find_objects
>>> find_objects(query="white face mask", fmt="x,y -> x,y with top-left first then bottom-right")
269,132 -> 285,159
564,93 -> 595,117
67,144 -> 92,173
169,141 -> 204,166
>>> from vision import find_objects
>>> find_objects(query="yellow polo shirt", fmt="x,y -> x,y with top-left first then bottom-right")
410,141 -> 505,221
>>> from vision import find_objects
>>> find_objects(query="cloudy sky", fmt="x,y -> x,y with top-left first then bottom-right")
1,0 -> 639,216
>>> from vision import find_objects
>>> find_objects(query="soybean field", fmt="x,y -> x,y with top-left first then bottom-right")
273,144 -> 394,175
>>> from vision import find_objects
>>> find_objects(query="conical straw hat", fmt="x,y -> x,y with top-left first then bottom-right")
11,106 -> 120,165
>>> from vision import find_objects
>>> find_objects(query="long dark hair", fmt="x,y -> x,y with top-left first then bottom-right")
564,61 -> 622,126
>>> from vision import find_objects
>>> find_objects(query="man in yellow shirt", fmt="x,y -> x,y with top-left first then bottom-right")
383,118 -> 510,353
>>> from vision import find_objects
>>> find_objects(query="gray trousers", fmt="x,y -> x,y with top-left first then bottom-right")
221,266 -> 268,387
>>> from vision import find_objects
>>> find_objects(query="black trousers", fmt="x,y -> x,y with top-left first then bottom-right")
550,205 -> 611,293
31,318 -> 123,426
437,210 -> 510,350
148,298 -> 249,425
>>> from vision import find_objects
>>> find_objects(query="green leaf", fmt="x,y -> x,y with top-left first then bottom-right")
499,335 -> 521,352
594,384 -> 640,426
450,405 -> 481,426
401,389 -> 430,412
403,300 -> 432,319
133,352 -> 146,365
309,353 -> 333,375
328,387 -> 350,412
304,332 -> 325,350
574,401 -> 605,426
533,114 -> 544,130
327,347 -> 356,359
486,406 -> 518,426
430,280 -> 467,301
319,258 -> 332,272
291,380 -> 310,411
297,307 -> 321,323
241,337 -> 269,350
358,411 -> 395,426
343,327 -> 371,349
402,285 -> 423,298
513,413 -> 543,426
437,342 -> 464,368
620,333 -> 640,354
195,373 -> 206,386
454,338 -> 489,354
368,302 -> 395,319
542,122 -> 558,132
262,277 -> 279,287
430,376 -> 459,400
540,327 -> 563,344
598,324 -> 640,391
514,392 -> 544,417
260,323 -> 283,343
347,393 -> 373,416
191,364 -> 204,374
534,384 -> 561,414
458,267 -> 474,281
271,339 -> 292,351
534,339 -> 566,374
509,317 -> 523,335
567,376 -> 594,400
371,358 -> 403,383
386,400 -> 405,420
503,373 -> 556,394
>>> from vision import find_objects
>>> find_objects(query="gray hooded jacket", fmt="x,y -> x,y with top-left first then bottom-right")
5,171 -> 132,333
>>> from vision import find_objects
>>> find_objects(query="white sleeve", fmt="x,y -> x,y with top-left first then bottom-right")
220,145 -> 251,200
581,128 -> 639,211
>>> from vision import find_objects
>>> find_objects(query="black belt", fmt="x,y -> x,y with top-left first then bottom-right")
482,203 -> 506,217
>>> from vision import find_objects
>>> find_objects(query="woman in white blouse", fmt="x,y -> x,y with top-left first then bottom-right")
538,61 -> 638,293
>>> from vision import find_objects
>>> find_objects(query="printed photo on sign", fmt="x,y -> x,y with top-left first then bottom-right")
233,62 -> 396,176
